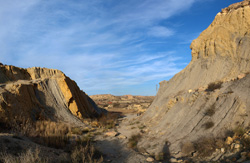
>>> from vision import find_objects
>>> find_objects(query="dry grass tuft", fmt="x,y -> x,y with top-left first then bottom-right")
96,112 -> 119,129
128,134 -> 142,149
206,81 -> 223,91
181,141 -> 195,156
203,121 -> 214,130
233,126 -> 246,137
71,142 -> 103,163
71,127 -> 89,135
26,121 -> 70,148
194,137 -> 216,157
0,148 -> 47,163
0,115 -> 71,149
204,104 -> 216,116
0,114 -> 104,162
194,137 -> 225,158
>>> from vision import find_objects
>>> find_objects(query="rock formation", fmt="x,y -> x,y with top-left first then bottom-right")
0,64 -> 103,124
139,0 -> 250,160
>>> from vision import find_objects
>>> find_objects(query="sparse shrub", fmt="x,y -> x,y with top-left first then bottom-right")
0,148 -> 47,163
138,125 -> 146,130
71,142 -> 103,163
32,121 -> 70,148
215,138 -> 225,149
6,118 -> 71,149
113,103 -> 120,108
242,137 -> 250,150
75,135 -> 91,146
233,126 -> 246,137
194,137 -> 216,157
194,137 -> 226,158
97,112 -> 118,129
71,127 -> 89,135
204,104 -> 215,116
203,121 -> 214,129
155,152 -> 164,161
128,134 -> 142,149
181,142 -> 195,156
206,81 -> 223,91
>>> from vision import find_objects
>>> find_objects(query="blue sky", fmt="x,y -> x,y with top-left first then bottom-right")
0,0 -> 242,95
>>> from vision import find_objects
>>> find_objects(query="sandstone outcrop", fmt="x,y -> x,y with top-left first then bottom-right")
139,0 -> 250,160
0,64 -> 103,124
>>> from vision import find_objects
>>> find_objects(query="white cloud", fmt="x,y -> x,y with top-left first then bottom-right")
0,0 -> 199,95
148,26 -> 175,37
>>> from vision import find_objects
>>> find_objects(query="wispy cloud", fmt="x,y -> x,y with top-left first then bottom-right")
0,0 -> 199,95
148,26 -> 175,37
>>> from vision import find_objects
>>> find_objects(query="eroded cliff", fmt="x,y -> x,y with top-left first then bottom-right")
0,64 -> 102,124
139,0 -> 250,160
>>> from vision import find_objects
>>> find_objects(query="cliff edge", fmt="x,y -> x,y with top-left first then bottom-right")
139,0 -> 250,160
0,64 -> 103,124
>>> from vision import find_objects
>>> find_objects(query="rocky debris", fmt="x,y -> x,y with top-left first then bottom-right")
104,131 -> 119,137
238,73 -> 246,80
146,157 -> 154,162
0,64 -> 103,124
117,134 -> 127,139
169,157 -> 183,163
237,152 -> 248,162
90,94 -> 154,113
221,0 -> 250,13
138,0 -> 250,162
226,137 -> 234,145
233,143 -> 241,149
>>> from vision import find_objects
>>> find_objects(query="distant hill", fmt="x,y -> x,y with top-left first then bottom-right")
90,94 -> 154,114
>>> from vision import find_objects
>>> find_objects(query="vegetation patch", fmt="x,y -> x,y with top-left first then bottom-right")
97,112 -> 119,129
128,134 -> 142,149
233,126 -> 246,137
71,142 -> 103,163
155,152 -> 164,161
71,127 -> 89,135
138,125 -> 146,130
204,104 -> 216,116
0,148 -> 47,163
181,141 -> 195,156
203,121 -> 214,130
242,137 -> 250,150
206,81 -> 223,91
194,137 -> 216,157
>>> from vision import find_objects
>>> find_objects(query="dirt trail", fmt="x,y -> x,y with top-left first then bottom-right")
93,110 -> 153,163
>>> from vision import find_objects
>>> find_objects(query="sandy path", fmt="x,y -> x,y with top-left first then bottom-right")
93,112 -> 153,163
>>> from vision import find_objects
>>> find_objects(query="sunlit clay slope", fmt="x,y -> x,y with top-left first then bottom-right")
139,0 -> 250,158
0,63 -> 103,124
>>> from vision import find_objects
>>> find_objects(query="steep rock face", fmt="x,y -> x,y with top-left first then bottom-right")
0,64 -> 102,124
139,0 -> 250,158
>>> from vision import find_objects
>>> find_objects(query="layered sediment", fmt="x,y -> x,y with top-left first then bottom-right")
139,0 -> 250,159
0,64 -> 102,124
